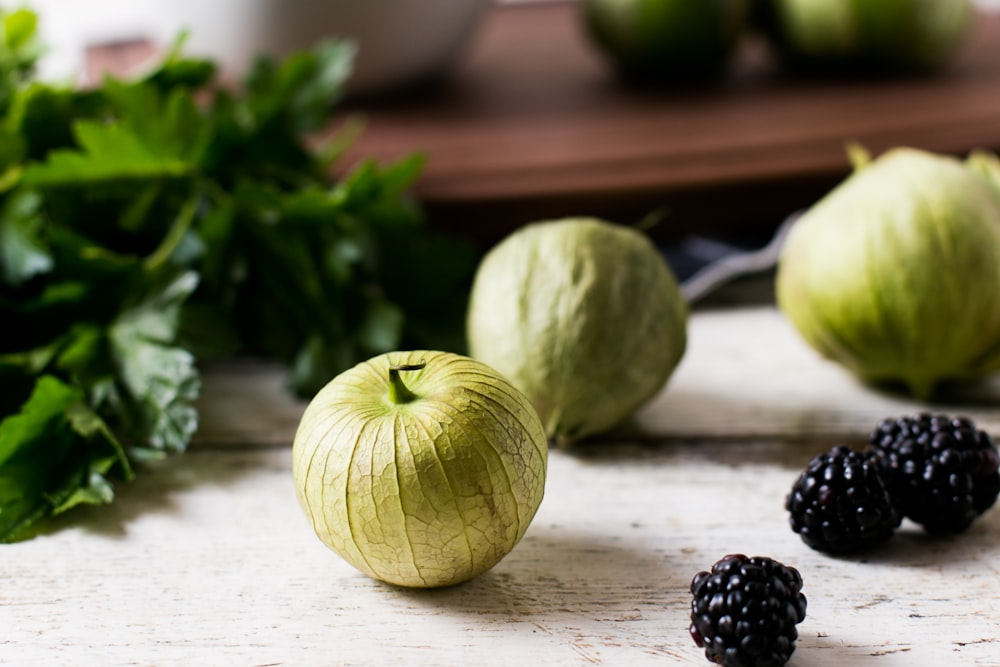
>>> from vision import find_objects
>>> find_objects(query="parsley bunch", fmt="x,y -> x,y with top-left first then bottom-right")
0,9 -> 475,542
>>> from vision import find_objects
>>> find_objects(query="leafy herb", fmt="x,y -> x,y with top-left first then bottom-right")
0,10 -> 476,542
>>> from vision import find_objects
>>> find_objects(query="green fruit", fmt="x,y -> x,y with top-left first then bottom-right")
755,0 -> 973,71
466,217 -> 688,446
292,350 -> 547,588
776,147 -> 1000,399
582,0 -> 751,81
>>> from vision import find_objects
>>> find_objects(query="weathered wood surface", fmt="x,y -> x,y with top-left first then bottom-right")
193,305 -> 1000,447
637,306 -> 1000,441
3,305 -> 1000,666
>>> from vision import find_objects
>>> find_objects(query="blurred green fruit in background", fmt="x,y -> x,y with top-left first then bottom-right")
581,0 -> 751,82
753,0 -> 974,72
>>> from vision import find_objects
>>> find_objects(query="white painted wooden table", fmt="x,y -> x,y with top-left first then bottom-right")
4,305 -> 1000,666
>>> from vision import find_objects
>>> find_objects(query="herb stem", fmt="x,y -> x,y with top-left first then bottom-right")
143,194 -> 199,272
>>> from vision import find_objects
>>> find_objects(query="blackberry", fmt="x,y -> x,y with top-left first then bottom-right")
786,445 -> 900,553
689,554 -> 807,667
870,413 -> 1000,534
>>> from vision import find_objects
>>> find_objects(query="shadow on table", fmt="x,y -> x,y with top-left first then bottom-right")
829,514 -> 1000,570
387,524 -> 688,621
794,632 -> 915,665
28,449 -> 259,541
562,371 -> 1000,469
579,436 -> 818,465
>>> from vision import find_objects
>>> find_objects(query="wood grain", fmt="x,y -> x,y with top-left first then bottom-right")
4,306 -> 999,665
4,444 -> 998,665
193,306 -> 1000,448
334,2 -> 1000,245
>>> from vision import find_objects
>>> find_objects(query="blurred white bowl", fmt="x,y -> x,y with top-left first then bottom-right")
30,0 -> 492,95
173,0 -> 493,95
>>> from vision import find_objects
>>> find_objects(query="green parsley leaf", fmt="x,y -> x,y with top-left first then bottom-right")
22,120 -> 195,186
0,9 -> 478,541
0,375 -> 129,542
0,189 -> 51,286
0,7 -> 41,113
109,271 -> 201,453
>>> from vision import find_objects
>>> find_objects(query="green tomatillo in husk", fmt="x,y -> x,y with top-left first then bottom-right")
776,146 -> 1000,399
292,351 -> 547,588
581,0 -> 751,82
754,0 -> 973,72
466,217 -> 688,446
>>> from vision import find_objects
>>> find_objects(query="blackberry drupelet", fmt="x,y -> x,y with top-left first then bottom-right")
870,413 -> 1000,534
786,445 -> 901,553
689,554 -> 807,667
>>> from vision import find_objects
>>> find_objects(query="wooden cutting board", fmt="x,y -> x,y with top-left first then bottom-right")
335,2 -> 1000,246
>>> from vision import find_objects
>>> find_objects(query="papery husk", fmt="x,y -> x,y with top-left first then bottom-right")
292,350 -> 548,588
466,217 -> 687,445
776,147 -> 1000,399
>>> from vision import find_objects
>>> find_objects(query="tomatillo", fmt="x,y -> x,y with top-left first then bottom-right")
581,0 -> 751,81
776,147 -> 1000,399
292,350 -> 548,588
467,217 -> 688,446
754,0 -> 973,71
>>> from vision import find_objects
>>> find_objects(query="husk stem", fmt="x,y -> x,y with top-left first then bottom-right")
967,149 -> 1000,197
388,362 -> 426,404
845,142 -> 872,171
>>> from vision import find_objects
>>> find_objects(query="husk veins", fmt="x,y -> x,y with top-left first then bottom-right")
292,350 -> 547,588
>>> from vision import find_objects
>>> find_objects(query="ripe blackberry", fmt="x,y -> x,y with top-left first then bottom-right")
786,445 -> 900,553
689,554 -> 807,667
870,413 -> 1000,534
